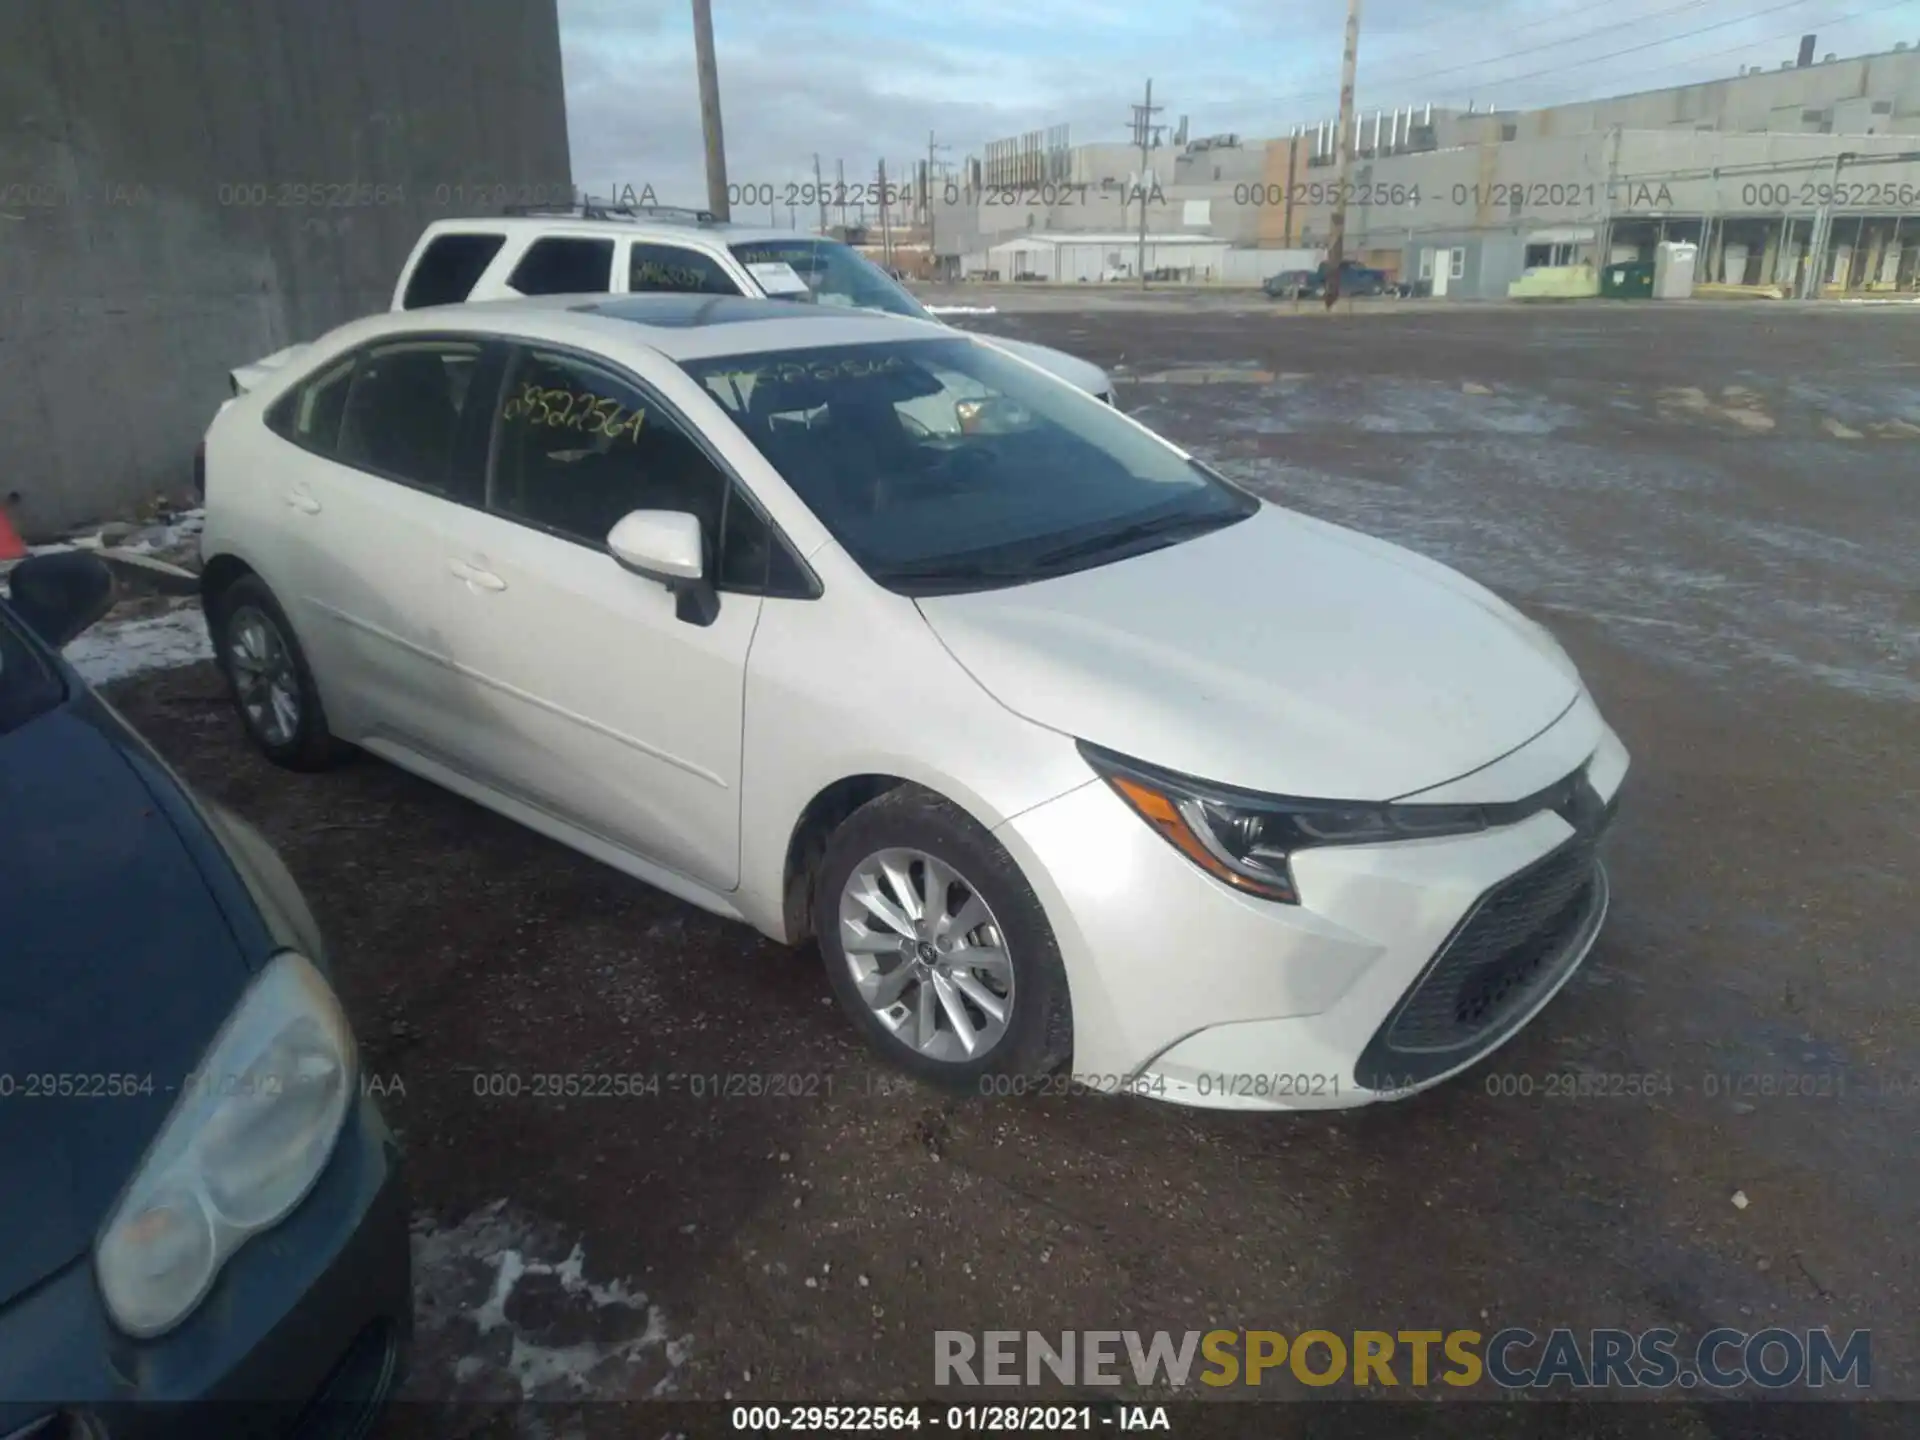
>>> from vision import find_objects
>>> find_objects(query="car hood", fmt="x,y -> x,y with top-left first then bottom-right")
973,335 -> 1112,398
915,504 -> 1582,800
0,703 -> 249,1308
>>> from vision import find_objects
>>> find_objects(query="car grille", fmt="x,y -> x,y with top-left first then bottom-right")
1388,839 -> 1601,1050
1353,773 -> 1616,1092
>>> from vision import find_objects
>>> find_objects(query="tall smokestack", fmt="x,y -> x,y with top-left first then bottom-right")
1797,33 -> 1816,67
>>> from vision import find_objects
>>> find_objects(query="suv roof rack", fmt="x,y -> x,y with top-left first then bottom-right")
502,199 -> 719,225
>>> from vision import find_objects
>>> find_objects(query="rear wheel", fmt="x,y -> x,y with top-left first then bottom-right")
816,786 -> 1071,1087
210,575 -> 350,771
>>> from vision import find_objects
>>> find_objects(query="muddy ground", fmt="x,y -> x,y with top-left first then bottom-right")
103,300 -> 1918,1432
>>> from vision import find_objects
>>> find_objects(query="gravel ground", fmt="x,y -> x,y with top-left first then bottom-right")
99,300 -> 1919,1432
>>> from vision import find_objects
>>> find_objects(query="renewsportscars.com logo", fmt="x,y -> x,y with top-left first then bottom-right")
933,1328 -> 1872,1392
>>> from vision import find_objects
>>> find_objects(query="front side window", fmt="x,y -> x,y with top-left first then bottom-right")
727,238 -> 932,320
334,341 -> 484,492
682,337 -> 1256,595
508,237 -> 616,295
629,244 -> 741,296
489,349 -> 730,561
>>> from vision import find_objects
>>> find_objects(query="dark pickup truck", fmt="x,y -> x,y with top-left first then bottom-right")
1265,260 -> 1392,299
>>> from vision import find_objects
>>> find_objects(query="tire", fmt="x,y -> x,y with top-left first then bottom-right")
209,574 -> 351,771
815,785 -> 1072,1088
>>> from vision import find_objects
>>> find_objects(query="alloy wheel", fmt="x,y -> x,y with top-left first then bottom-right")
227,604 -> 301,748
837,847 -> 1015,1063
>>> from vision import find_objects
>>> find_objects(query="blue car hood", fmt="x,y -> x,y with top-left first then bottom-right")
0,702 -> 249,1308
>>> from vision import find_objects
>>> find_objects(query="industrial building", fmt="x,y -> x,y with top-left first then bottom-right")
0,0 -> 571,535
941,38 -> 1920,299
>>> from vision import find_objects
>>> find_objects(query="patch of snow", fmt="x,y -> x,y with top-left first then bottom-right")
409,1200 -> 687,1409
925,304 -> 1000,315
63,604 -> 213,685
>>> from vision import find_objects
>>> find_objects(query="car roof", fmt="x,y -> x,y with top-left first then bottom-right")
346,292 -> 950,362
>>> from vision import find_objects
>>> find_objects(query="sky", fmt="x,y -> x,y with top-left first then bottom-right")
557,0 -> 1920,211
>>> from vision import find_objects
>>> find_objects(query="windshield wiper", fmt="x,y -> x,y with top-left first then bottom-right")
1025,509 -> 1241,571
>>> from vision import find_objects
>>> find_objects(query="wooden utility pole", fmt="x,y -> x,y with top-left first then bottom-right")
812,154 -> 828,233
1129,79 -> 1163,290
691,0 -> 730,220
1323,0 -> 1362,307
878,158 -> 895,269
926,132 -> 950,278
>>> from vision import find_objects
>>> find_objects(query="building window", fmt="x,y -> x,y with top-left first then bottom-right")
1419,249 -> 1434,280
1450,248 -> 1466,280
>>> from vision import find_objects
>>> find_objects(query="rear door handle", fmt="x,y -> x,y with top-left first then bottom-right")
448,558 -> 506,592
285,487 -> 321,514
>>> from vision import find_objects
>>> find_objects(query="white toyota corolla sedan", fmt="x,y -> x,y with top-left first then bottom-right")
199,293 -> 1628,1110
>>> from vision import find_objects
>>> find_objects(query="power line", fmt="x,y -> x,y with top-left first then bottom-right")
1479,0 -> 1919,102
1352,0 -> 1724,94
1266,0 -> 1826,113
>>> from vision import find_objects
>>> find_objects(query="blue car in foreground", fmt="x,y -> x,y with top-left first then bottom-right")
0,552 -> 409,1439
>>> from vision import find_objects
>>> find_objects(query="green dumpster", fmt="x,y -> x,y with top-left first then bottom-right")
1600,261 -> 1655,299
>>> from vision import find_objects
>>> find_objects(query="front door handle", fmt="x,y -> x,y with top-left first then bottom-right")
448,558 -> 506,592
285,488 -> 321,514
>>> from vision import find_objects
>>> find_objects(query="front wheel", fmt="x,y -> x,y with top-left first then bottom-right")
815,786 -> 1072,1087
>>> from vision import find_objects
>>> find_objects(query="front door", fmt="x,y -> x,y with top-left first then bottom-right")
427,343 -> 762,891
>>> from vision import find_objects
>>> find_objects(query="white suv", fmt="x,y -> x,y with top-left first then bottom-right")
232,209 -> 1115,404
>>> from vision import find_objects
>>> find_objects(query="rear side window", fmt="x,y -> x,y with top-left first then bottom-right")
508,237 -> 616,296
266,357 -> 356,453
402,233 -> 507,308
629,244 -> 740,296
335,341 -> 486,493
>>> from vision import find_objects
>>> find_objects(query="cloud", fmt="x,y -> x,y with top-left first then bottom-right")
558,0 -> 1920,207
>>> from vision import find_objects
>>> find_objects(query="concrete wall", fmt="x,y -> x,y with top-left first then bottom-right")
0,0 -> 570,537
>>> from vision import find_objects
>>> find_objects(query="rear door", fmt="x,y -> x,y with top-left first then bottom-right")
423,343 -> 768,890
501,236 -> 617,297
267,336 -> 504,747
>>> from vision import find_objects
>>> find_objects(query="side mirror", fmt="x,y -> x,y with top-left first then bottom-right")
8,551 -> 117,648
607,510 -> 718,627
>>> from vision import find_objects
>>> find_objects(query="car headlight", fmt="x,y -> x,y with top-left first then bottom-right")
1079,742 -> 1490,904
94,951 -> 355,1337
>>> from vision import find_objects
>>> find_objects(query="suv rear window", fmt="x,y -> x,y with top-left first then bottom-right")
508,237 -> 616,295
402,233 -> 507,308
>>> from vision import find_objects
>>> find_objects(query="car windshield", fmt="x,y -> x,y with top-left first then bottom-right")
727,238 -> 932,321
683,337 -> 1257,595
0,604 -> 63,736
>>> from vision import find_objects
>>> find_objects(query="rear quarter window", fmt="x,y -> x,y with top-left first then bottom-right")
402,233 -> 508,308
265,356 -> 356,453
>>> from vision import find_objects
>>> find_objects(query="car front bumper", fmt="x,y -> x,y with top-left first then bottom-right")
995,698 -> 1630,1111
0,1095 -> 410,1439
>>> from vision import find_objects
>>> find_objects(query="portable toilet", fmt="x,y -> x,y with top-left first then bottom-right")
1653,241 -> 1698,300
